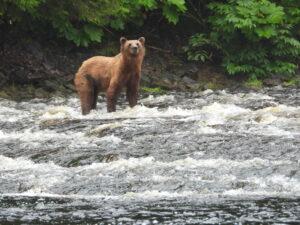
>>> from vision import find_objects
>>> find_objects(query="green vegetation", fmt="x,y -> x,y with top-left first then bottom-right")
0,0 -> 299,79
141,86 -> 165,94
207,0 -> 300,79
283,77 -> 300,87
0,0 -> 186,46
244,76 -> 263,89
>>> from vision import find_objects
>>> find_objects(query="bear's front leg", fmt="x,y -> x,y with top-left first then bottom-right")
126,76 -> 140,108
106,84 -> 121,112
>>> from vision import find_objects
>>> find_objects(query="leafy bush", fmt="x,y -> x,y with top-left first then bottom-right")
0,0 -> 187,46
244,75 -> 263,89
183,33 -> 216,62
1,0 -> 299,79
185,0 -> 300,78
1,0 -> 121,46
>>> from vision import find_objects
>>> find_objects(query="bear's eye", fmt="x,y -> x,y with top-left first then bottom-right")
136,43 -> 140,47
129,43 -> 132,47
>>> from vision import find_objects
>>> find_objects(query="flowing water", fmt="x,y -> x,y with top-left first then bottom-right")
0,87 -> 299,224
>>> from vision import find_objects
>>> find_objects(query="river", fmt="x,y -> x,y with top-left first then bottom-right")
0,87 -> 299,224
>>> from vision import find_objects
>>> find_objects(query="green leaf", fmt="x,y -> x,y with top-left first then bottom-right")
16,0 -> 42,11
255,26 -> 276,38
110,18 -> 125,30
162,5 -> 179,24
166,0 -> 186,12
83,24 -> 103,42
138,0 -> 157,10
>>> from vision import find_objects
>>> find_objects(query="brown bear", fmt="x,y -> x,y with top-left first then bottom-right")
74,37 -> 145,114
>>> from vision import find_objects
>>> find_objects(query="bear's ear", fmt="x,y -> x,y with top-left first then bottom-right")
120,37 -> 127,45
138,37 -> 145,45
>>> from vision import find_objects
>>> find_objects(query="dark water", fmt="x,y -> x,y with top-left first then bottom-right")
0,87 -> 299,224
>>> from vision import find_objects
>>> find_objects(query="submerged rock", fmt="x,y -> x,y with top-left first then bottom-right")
86,123 -> 122,137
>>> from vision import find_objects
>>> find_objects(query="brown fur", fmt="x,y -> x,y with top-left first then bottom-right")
74,37 -> 145,114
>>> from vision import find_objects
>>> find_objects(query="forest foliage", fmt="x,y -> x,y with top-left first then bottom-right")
0,0 -> 299,78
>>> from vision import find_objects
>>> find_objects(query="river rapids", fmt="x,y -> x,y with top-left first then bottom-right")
0,87 -> 299,224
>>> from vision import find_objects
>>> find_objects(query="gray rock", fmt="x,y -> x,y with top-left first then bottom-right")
153,78 -> 174,89
34,88 -> 48,98
44,80 -> 58,92
274,85 -> 283,91
64,83 -> 76,92
141,74 -> 151,84
12,68 -> 29,84
182,76 -> 196,84
26,41 -> 44,60
0,71 -> 8,87
263,78 -> 281,86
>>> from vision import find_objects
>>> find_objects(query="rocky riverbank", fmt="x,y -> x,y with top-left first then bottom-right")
0,38 -> 299,100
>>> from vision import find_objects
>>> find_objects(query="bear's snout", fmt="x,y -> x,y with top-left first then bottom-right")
130,46 -> 139,55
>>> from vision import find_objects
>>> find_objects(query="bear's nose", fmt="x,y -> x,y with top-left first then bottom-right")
131,46 -> 138,54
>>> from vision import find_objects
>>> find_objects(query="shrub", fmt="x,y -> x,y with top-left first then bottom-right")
1,0 -> 299,79
183,33 -> 220,62
185,0 -> 300,78
0,0 -> 186,46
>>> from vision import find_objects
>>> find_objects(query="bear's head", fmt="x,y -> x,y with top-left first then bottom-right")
120,37 -> 145,57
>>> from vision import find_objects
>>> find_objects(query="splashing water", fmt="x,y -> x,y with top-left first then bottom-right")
0,88 -> 299,224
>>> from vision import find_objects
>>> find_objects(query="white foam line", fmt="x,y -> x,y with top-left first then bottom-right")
1,190 -> 298,201
39,105 -> 201,121
1,155 -> 296,174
